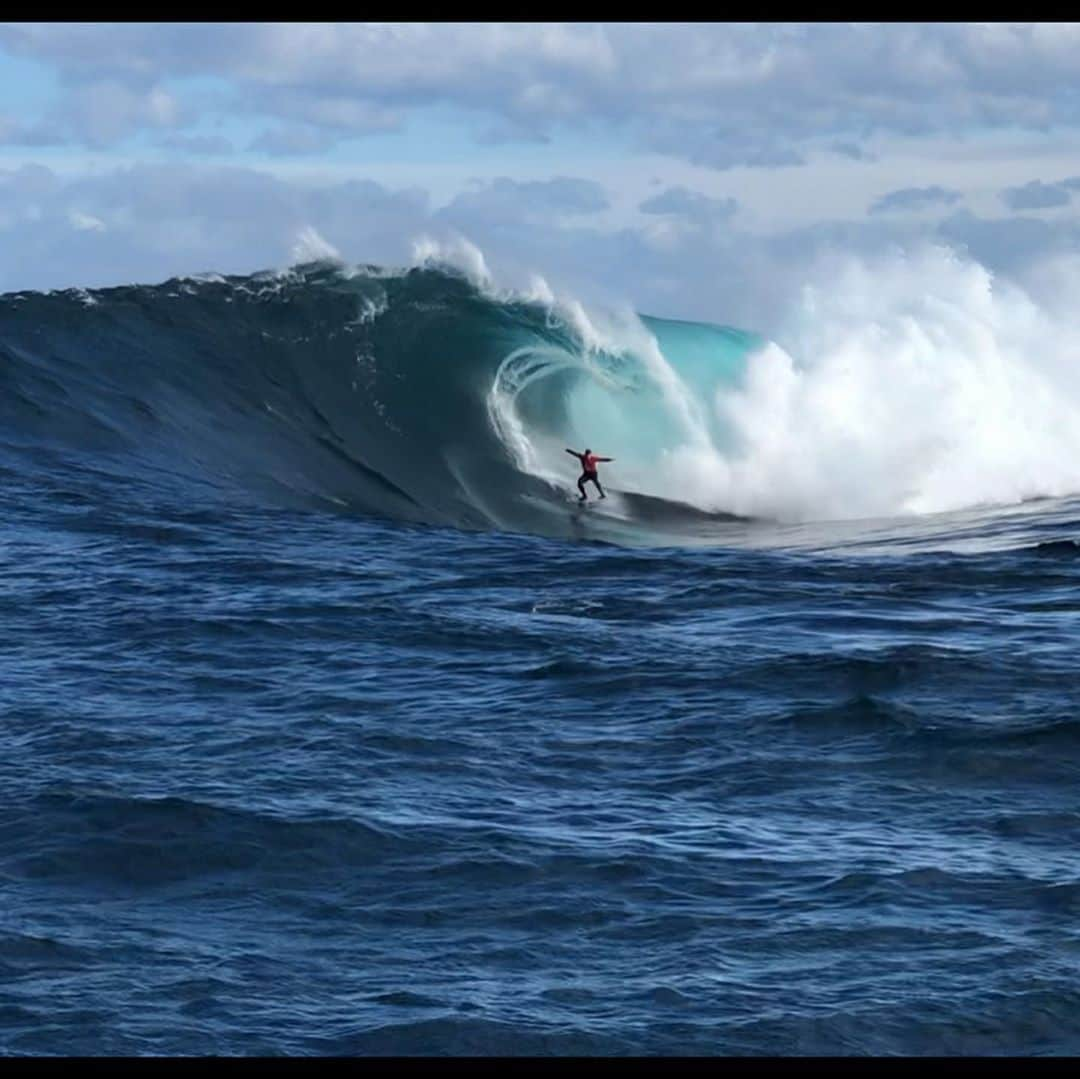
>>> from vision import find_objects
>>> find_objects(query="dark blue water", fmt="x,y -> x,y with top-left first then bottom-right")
3,266 -> 1080,1056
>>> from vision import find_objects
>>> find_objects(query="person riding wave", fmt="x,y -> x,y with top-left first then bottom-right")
565,447 -> 614,501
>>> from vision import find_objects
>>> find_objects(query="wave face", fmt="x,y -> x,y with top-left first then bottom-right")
0,261 -> 762,544
5,247 -> 1080,546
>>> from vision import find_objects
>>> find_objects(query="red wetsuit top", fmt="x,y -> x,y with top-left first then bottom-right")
582,452 -> 600,474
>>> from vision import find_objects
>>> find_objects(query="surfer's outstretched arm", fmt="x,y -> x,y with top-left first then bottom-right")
565,448 -> 582,459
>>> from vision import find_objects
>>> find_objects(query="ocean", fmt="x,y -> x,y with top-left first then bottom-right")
2,259 -> 1079,1056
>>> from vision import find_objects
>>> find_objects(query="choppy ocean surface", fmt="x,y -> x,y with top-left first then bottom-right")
2,261 -> 1080,1056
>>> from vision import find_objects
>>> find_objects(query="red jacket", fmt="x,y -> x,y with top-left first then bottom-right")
568,449 -> 612,473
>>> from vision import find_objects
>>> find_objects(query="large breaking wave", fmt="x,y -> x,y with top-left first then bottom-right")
0,257 -> 758,543
3,244 -> 1080,545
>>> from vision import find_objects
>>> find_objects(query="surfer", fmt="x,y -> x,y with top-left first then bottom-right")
565,447 -> 613,501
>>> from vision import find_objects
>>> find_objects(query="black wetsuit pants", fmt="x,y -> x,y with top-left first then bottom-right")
578,470 -> 604,499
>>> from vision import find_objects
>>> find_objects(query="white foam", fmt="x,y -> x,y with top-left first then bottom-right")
431,234 -> 1080,524
291,225 -> 342,265
681,244 -> 1080,521
411,233 -> 491,288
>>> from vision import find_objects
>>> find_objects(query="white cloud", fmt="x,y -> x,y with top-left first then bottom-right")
22,78 -> 187,149
0,163 -> 430,293
67,208 -> 106,231
442,177 -> 610,226
7,24 -> 1080,167
250,125 -> 337,156
1000,178 -> 1074,211
640,186 -> 738,223
160,133 -> 234,155
869,185 -> 963,215
242,88 -> 403,136
830,141 -> 874,162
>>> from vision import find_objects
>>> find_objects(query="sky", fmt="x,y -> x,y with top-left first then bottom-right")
3,22 -> 1080,331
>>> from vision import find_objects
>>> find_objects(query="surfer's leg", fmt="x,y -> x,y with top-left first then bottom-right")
577,474 -> 588,500
595,477 -> 606,498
